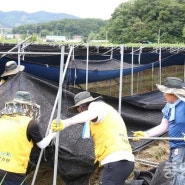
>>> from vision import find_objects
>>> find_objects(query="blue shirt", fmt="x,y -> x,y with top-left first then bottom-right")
162,100 -> 185,149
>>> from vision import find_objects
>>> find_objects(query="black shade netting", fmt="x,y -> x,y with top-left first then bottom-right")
0,72 -> 167,185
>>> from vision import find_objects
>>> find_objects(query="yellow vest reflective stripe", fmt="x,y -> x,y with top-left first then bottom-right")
90,104 -> 132,163
0,115 -> 33,173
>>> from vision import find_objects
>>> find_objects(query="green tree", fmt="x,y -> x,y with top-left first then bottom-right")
106,0 -> 185,44
40,29 -> 50,37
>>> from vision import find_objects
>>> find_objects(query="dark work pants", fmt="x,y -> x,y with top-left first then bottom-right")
100,160 -> 134,185
1,180 -> 26,185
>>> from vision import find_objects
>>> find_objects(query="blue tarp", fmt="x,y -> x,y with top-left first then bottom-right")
0,52 -> 185,85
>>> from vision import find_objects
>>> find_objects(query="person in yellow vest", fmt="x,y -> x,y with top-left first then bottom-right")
51,91 -> 134,185
0,61 -> 25,86
0,91 -> 56,185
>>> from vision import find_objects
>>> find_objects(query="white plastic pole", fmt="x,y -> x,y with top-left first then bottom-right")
131,47 -> 134,95
18,45 -> 21,69
31,46 -> 73,185
118,45 -> 124,114
85,43 -> 89,90
31,93 -> 59,185
0,51 -> 66,55
159,47 -> 162,84
0,35 -> 32,58
128,136 -> 185,141
110,47 -> 113,59
53,45 -> 65,185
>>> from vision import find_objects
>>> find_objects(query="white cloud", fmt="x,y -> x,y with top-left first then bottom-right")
0,0 -> 128,19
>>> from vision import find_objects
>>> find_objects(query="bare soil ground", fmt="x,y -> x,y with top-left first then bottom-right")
27,140 -> 170,185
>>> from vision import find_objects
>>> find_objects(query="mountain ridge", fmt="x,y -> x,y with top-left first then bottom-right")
0,11 -> 80,28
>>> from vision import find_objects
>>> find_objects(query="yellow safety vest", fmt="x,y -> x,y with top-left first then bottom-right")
0,115 -> 33,173
90,104 -> 132,163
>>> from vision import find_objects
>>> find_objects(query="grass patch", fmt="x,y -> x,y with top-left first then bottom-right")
70,65 -> 184,97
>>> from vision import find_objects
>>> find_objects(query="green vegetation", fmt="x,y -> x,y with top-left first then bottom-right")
106,0 -> 185,44
12,19 -> 107,42
9,0 -> 185,45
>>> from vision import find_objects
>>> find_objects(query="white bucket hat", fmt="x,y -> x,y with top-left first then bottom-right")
68,91 -> 102,113
1,61 -> 25,77
156,77 -> 185,101
13,91 -> 33,105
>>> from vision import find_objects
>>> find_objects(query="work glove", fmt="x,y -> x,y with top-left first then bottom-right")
51,119 -> 65,132
133,131 -> 148,141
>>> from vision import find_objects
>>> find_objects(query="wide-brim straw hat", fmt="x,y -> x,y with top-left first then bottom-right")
1,61 -> 25,77
156,77 -> 185,101
68,91 -> 102,113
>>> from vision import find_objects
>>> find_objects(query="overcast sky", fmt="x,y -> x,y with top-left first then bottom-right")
0,0 -> 128,20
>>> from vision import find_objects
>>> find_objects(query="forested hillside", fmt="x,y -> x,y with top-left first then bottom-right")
12,19 -> 107,41
11,0 -> 185,44
0,11 -> 78,27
